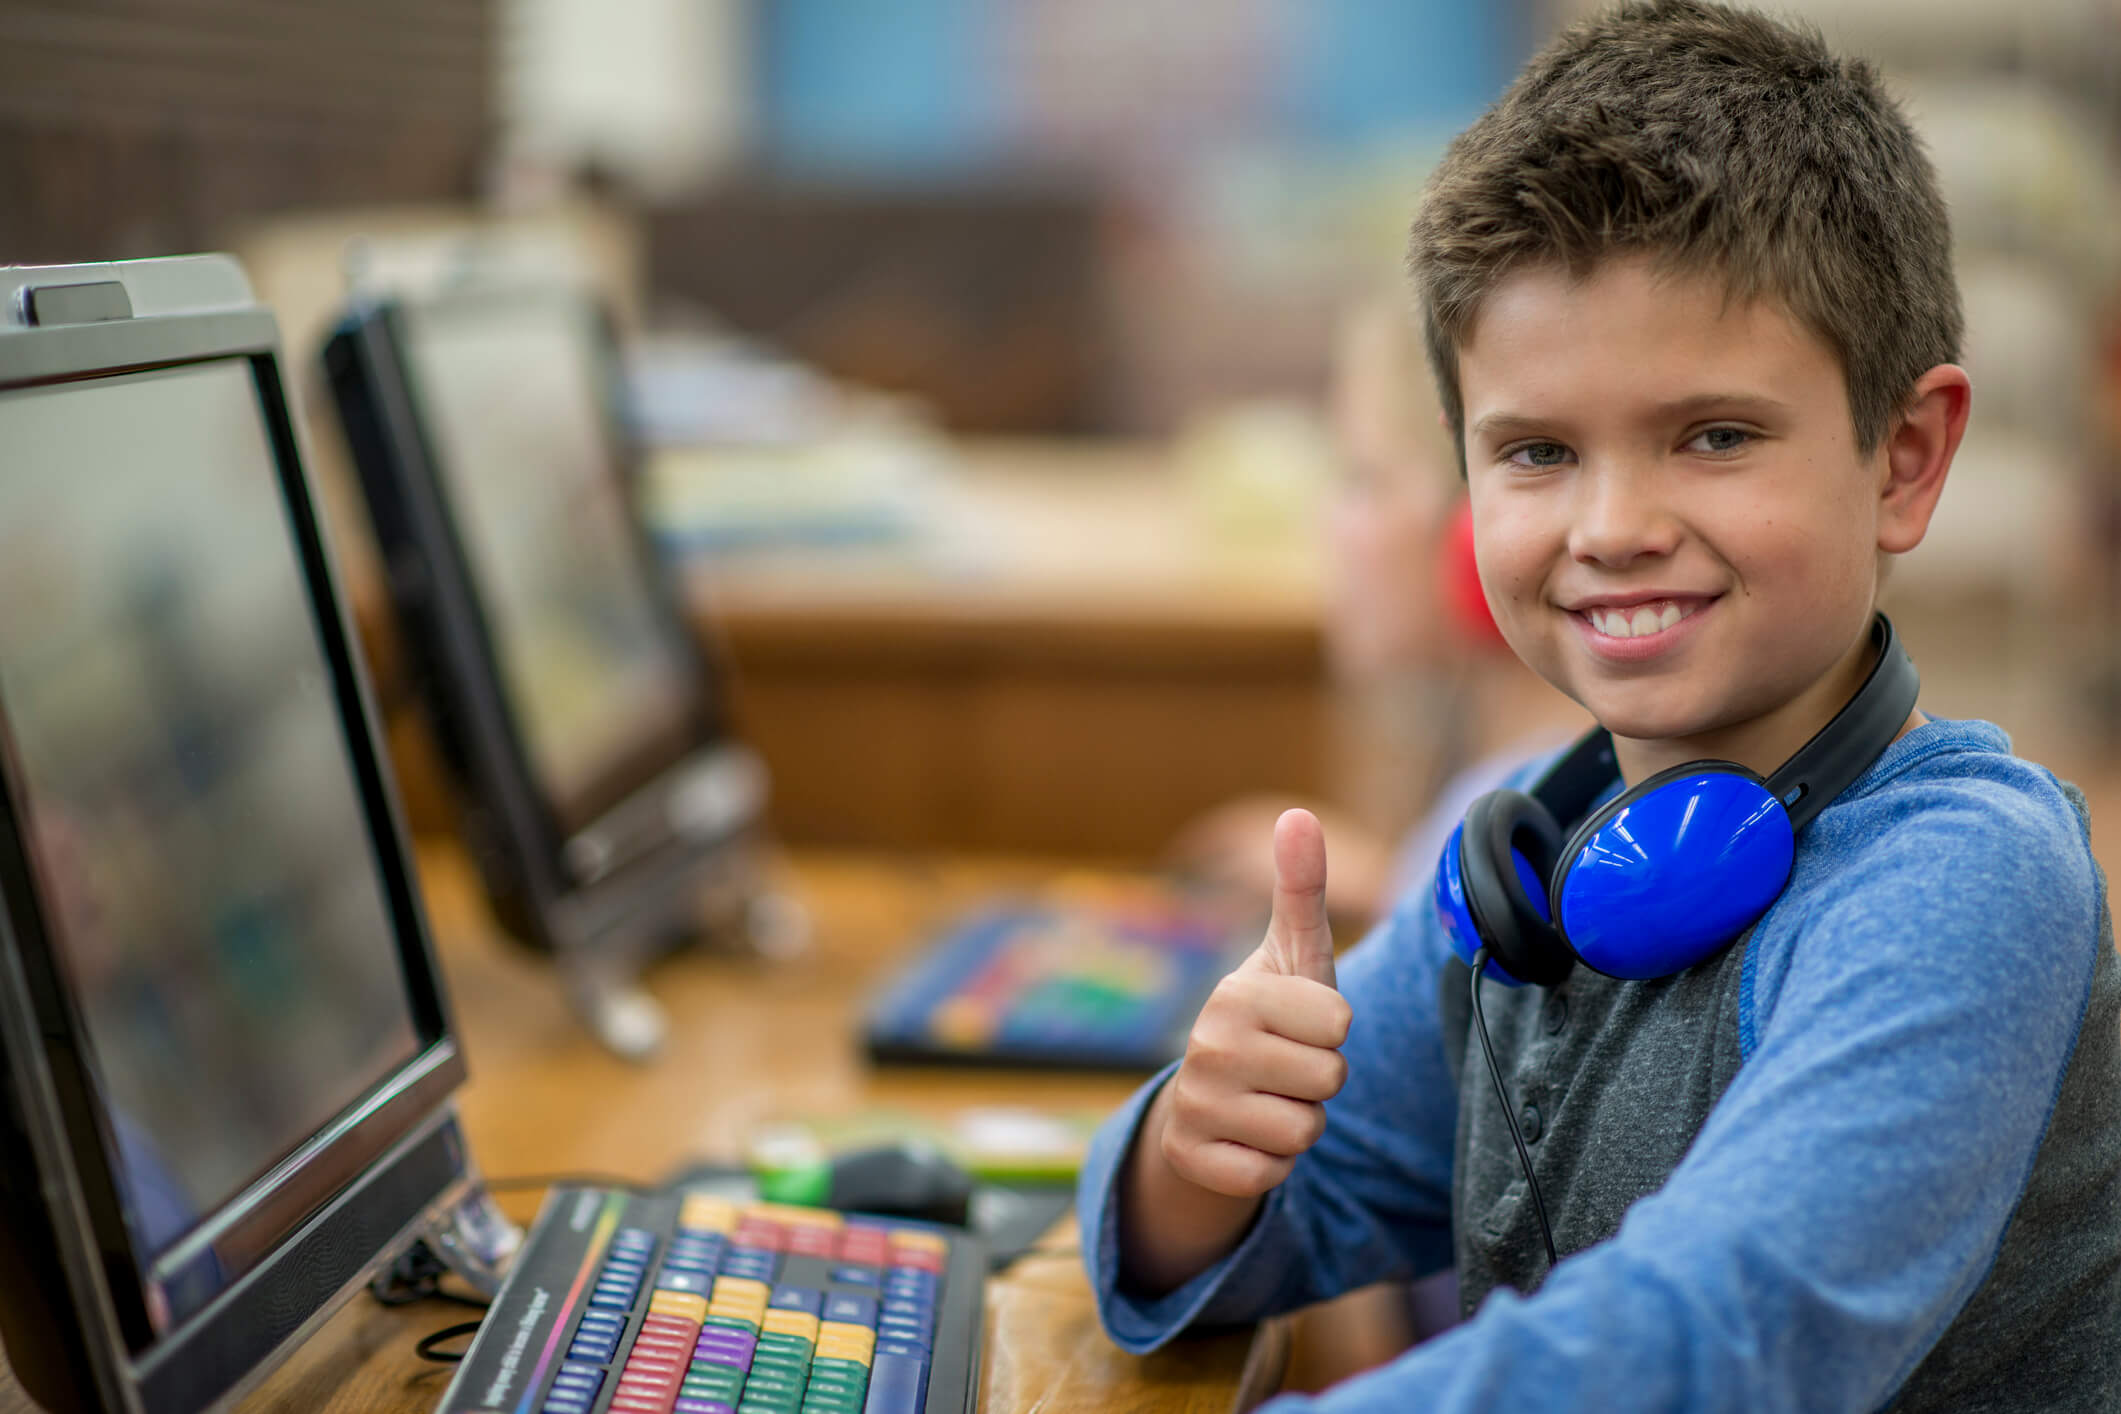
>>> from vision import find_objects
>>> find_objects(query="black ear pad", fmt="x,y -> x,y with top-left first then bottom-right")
1459,789 -> 1574,986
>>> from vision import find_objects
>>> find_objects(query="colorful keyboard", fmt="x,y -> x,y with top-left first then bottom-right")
436,1189 -> 982,1414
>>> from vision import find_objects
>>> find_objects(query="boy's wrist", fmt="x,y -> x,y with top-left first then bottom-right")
1116,1084 -> 1265,1298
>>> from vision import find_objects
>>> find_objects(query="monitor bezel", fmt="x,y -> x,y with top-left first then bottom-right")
0,285 -> 469,1411
323,283 -> 733,915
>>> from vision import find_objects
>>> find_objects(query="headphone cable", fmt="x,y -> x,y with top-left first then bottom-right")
1469,946 -> 1559,1271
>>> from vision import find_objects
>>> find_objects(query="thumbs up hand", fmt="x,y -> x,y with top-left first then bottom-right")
1156,809 -> 1352,1199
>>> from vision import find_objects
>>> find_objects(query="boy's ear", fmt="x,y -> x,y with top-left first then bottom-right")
1876,364 -> 1972,555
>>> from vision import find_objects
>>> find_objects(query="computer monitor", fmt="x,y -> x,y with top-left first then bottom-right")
321,284 -> 773,1059
0,257 -> 476,1413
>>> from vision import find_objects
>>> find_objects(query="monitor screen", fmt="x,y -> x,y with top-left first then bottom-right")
0,359 -> 425,1327
399,298 -> 699,822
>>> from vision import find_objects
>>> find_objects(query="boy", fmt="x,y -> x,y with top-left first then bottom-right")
1076,3 -> 2121,1410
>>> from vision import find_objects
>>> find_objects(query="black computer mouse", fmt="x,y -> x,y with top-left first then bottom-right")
824,1142 -> 975,1228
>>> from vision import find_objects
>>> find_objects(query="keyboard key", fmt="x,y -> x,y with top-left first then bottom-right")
860,1352 -> 928,1414
674,1401 -> 735,1414
681,1194 -> 740,1232
821,1293 -> 876,1327
829,1265 -> 880,1286
769,1284 -> 824,1315
873,1339 -> 930,1360
878,1299 -> 931,1326
659,1270 -> 713,1294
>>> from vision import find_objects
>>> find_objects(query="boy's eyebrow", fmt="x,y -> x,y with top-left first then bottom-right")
1468,392 -> 1795,443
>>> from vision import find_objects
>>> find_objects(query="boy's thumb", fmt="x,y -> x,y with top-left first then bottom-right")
1265,808 -> 1336,988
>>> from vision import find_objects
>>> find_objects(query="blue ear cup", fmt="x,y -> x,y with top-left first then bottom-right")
1444,790 -> 1573,986
1433,614 -> 1918,986
1551,763 -> 1796,980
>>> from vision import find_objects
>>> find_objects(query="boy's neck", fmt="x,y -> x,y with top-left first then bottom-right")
1608,624 -> 1925,787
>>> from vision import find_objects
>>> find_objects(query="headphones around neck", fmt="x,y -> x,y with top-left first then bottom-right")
1434,614 -> 1920,987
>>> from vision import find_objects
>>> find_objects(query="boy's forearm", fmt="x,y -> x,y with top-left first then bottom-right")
1116,1085 -> 1268,1297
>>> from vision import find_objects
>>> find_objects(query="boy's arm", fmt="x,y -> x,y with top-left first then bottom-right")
1076,823 -> 1464,1350
1246,775 -> 2107,1413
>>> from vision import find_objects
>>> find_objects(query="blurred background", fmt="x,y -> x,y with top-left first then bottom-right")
5,0 -> 2120,885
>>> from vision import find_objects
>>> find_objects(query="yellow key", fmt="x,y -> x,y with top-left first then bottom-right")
711,1276 -> 771,1305
747,1201 -> 843,1231
762,1309 -> 821,1341
817,1321 -> 875,1350
680,1194 -> 740,1233
889,1230 -> 948,1255
648,1290 -> 708,1323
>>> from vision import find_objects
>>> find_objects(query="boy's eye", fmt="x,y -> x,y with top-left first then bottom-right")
1687,426 -> 1752,454
1508,441 -> 1573,468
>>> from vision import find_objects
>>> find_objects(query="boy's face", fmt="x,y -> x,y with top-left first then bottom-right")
1457,255 -> 1897,776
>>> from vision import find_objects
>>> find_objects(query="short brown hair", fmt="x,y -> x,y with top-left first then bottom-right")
1410,0 -> 1961,461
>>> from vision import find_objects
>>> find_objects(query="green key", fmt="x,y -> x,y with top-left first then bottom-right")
752,1355 -> 808,1379
705,1314 -> 761,1333
801,1390 -> 864,1414
756,1332 -> 813,1358
743,1370 -> 806,1397
686,1370 -> 743,1392
809,1357 -> 867,1383
802,1373 -> 864,1407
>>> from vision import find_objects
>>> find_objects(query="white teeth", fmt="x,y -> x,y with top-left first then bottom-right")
1588,600 -> 1696,638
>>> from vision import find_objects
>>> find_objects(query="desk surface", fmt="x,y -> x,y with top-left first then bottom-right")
0,845 -> 1281,1414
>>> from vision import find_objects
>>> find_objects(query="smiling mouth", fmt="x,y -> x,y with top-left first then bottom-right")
1580,599 -> 1708,639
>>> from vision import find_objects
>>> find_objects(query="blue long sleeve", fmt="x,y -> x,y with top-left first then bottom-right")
1076,720 -> 2116,1411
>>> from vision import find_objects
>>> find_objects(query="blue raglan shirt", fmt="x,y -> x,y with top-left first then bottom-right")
1076,717 -> 2121,1411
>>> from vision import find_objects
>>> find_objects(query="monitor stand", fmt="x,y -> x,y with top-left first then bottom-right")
372,1150 -> 524,1306
554,827 -> 812,1063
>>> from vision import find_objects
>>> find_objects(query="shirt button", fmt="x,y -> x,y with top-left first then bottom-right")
1542,991 -> 1569,1034
1519,1102 -> 1544,1142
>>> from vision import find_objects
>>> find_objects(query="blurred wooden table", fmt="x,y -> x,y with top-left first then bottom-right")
674,439 -> 1331,862
0,842 -> 1283,1414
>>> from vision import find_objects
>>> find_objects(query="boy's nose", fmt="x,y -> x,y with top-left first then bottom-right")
1568,463 -> 1682,567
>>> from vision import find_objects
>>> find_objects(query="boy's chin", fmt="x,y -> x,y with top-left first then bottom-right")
1575,693 -> 1731,751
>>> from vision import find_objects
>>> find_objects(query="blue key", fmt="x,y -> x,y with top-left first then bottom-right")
541,1397 -> 589,1414
768,1284 -> 823,1314
823,1291 -> 877,1326
876,1318 -> 927,1346
880,1298 -> 930,1322
861,1351 -> 929,1414
875,1338 -> 931,1359
613,1227 -> 657,1250
830,1265 -> 881,1286
587,1290 -> 631,1310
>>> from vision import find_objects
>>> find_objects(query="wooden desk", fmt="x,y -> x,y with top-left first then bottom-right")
673,439 -> 1331,862
0,845 -> 1283,1414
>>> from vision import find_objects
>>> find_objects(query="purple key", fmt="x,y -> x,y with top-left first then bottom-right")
695,1330 -> 756,1353
693,1347 -> 749,1368
768,1284 -> 823,1314
822,1291 -> 877,1326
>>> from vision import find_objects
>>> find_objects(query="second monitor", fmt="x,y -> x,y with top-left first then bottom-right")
323,283 -> 781,1059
